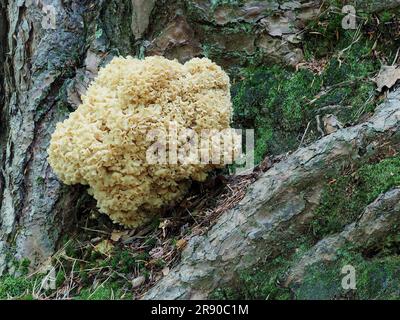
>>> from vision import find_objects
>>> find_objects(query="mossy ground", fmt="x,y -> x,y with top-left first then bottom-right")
295,247 -> 400,300
0,276 -> 35,300
311,156 -> 400,239
210,237 -> 314,300
0,176 -> 237,300
231,49 -> 377,164
0,236 -> 147,300
0,259 -> 39,300
232,66 -> 323,163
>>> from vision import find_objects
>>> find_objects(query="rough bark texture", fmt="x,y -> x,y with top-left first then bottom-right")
0,0 -> 133,274
143,88 -> 400,300
0,0 -> 88,273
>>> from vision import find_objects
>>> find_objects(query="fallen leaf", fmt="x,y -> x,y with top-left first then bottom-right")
176,238 -> 187,251
374,65 -> 400,92
131,276 -> 146,289
162,267 -> 170,276
94,240 -> 114,256
110,230 -> 128,242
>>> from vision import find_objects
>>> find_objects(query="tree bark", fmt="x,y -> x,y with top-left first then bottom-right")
0,0 -> 135,274
1,0 -> 79,273
143,89 -> 400,299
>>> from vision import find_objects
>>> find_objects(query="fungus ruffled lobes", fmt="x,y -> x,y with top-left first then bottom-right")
48,56 -> 235,227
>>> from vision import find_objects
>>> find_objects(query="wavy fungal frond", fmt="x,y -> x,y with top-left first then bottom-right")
48,56 -> 234,227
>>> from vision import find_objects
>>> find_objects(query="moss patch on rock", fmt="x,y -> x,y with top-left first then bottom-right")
210,237 -> 314,300
231,66 -> 322,164
295,247 -> 400,300
312,156 -> 400,239
230,40 -> 380,164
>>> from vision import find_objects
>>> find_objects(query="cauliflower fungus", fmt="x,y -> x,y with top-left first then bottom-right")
48,56 -> 235,227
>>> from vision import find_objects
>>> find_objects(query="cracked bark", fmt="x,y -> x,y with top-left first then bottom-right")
0,0 -> 137,274
0,0 -> 87,273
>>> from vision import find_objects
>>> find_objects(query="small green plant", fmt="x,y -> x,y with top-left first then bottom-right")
0,276 -> 32,299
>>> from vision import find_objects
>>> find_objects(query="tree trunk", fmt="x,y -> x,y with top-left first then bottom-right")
0,0 -> 136,274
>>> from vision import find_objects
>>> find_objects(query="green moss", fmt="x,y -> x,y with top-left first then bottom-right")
75,282 -> 132,300
210,258 -> 292,300
110,250 -> 137,273
299,3 -> 400,124
303,9 -> 344,59
210,0 -> 245,9
210,238 -> 313,300
296,249 -> 400,300
308,33 -> 379,123
231,22 -> 382,163
19,259 -> 31,276
0,276 -> 33,299
304,4 -> 400,63
356,256 -> 400,300
7,257 -> 31,277
312,156 -> 400,239
232,66 -> 322,164
322,43 -> 377,87
212,156 -> 400,300
253,126 -> 273,165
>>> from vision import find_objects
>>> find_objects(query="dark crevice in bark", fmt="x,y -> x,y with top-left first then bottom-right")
143,0 -> 182,41
98,0 -> 134,56
0,0 -> 9,214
